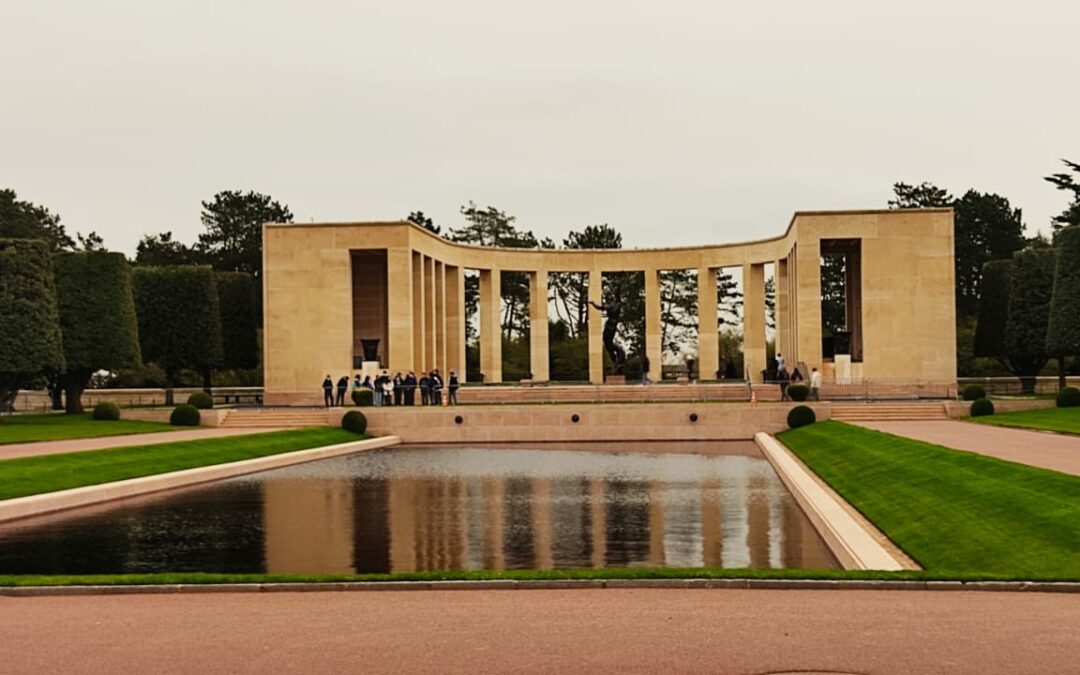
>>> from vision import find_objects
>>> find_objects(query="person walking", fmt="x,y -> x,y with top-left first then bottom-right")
448,370 -> 460,405
810,367 -> 822,401
393,372 -> 404,406
430,369 -> 443,405
777,365 -> 791,401
335,375 -> 348,407
641,356 -> 651,385
404,371 -> 417,406
322,375 -> 334,408
352,373 -> 362,401
776,353 -> 786,372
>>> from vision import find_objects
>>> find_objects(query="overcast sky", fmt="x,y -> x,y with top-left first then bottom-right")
3,1 -> 1077,254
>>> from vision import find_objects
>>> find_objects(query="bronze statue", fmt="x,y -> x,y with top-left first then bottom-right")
588,297 -> 626,374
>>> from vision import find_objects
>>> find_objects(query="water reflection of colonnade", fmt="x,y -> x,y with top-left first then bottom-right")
262,472 -> 833,575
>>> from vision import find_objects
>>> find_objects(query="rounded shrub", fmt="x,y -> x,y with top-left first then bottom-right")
351,389 -> 374,407
788,384 -> 809,402
92,401 -> 121,421
341,410 -> 367,434
187,391 -> 214,409
170,403 -> 201,426
787,405 -> 816,429
961,384 -> 986,401
1056,386 -> 1080,408
970,398 -> 995,417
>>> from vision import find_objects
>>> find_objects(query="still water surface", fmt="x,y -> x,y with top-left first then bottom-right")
0,442 -> 836,574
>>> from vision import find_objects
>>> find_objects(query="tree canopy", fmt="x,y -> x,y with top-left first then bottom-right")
1004,247 -> 1057,391
1046,226 -> 1080,367
135,231 -> 202,266
1044,159 -> 1080,232
0,239 -> 65,407
198,190 -> 293,276
216,271 -> 260,370
53,251 -> 142,412
0,189 -> 74,252
407,211 -> 441,235
132,265 -> 223,403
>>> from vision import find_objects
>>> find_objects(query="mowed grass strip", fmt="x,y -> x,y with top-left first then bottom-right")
0,428 -> 361,501
778,421 -> 1080,579
971,407 -> 1080,435
0,413 -> 174,445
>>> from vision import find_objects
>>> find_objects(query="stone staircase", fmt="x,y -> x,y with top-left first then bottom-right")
220,408 -> 330,428
830,402 -> 948,422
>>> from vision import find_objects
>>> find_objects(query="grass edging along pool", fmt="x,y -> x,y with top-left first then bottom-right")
0,433 -> 401,523
754,433 -> 913,571
777,421 -> 1080,580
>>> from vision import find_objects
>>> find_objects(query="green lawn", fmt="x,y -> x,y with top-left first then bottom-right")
0,427 -> 362,501
0,413 -> 174,445
970,406 -> 1080,435
777,421 -> 1080,580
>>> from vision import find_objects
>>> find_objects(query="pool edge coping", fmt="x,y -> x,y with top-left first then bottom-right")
754,432 -> 916,572
2,578 -> 1078,596
0,435 -> 402,524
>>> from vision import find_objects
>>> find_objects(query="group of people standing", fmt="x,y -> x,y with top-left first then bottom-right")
773,353 -> 822,401
321,369 -> 460,408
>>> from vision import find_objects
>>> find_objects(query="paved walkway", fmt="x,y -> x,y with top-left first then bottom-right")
854,420 -> 1080,476
0,428 -> 284,461
1,589 -> 1076,674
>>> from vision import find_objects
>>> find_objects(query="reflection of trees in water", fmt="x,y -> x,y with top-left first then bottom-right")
503,477 -> 535,569
352,477 -> 390,574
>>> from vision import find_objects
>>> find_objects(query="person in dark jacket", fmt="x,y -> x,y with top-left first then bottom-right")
778,365 -> 791,401
335,375 -> 348,407
393,372 -> 404,406
322,375 -> 333,408
448,370 -> 460,405
430,369 -> 443,405
419,373 -> 430,405
403,371 -> 417,406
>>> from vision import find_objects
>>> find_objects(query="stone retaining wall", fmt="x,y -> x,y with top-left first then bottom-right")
331,402 -> 831,443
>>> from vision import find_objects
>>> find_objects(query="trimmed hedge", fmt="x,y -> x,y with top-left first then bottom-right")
787,405 -> 816,429
92,401 -> 121,421
0,239 -> 65,384
970,398 -> 995,417
186,391 -> 214,410
788,384 -> 809,402
170,404 -> 201,426
1057,386 -> 1080,408
341,410 -> 367,434
352,389 -> 373,407
961,384 -> 986,401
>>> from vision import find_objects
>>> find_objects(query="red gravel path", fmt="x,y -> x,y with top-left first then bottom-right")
1,589 -> 1077,674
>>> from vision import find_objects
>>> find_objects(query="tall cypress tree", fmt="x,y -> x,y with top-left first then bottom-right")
1046,226 -> 1080,388
53,251 -> 142,413
132,266 -> 223,404
1004,248 -> 1057,393
0,239 -> 65,411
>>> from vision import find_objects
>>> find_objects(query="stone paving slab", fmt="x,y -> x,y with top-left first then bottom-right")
852,420 -> 1080,476
0,427 -> 286,461
1,589 -> 1077,674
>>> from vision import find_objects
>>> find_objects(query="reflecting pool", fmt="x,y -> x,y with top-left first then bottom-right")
0,442 -> 836,574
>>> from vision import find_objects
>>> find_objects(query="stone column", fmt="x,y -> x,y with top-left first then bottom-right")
795,240 -> 822,370
386,248 -> 414,373
776,258 -> 790,366
697,266 -> 718,380
588,270 -> 604,384
645,268 -> 662,382
445,265 -> 465,382
411,252 -> 426,373
743,262 -> 766,381
435,261 -> 447,375
425,256 -> 436,372
528,270 -> 550,382
479,268 -> 502,383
